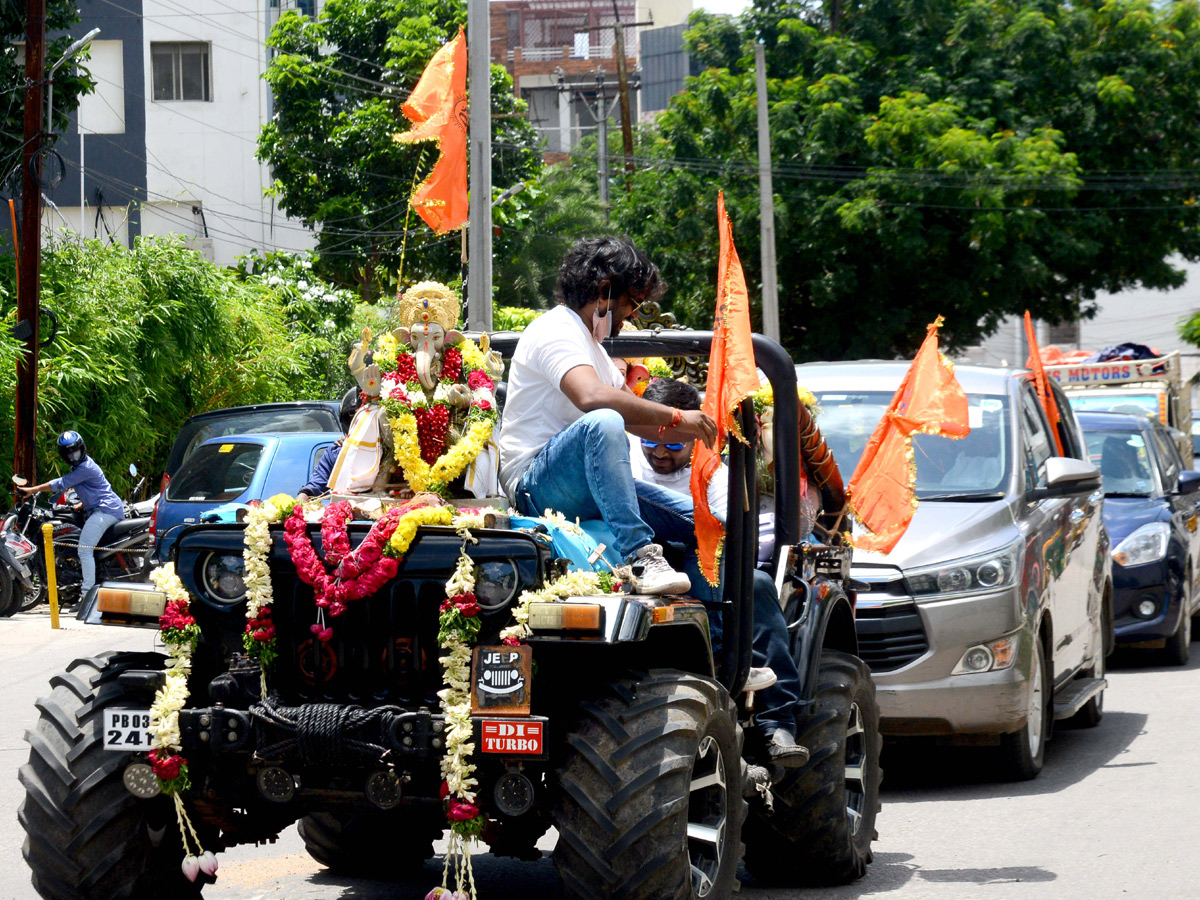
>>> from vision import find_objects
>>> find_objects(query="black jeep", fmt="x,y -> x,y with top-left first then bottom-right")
19,330 -> 881,899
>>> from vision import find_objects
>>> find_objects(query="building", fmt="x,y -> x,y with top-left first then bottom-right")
32,0 -> 316,265
491,0 -> 692,153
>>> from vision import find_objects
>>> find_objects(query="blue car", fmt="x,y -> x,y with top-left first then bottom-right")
1078,411 -> 1200,665
152,433 -> 341,564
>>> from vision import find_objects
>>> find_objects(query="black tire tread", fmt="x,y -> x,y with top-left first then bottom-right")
743,650 -> 882,887
552,669 -> 746,900
19,651 -> 201,900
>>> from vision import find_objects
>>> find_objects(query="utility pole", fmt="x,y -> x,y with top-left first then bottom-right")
595,70 -> 610,217
15,0 -> 46,483
467,0 -> 493,331
610,1 -> 635,191
754,44 -> 780,344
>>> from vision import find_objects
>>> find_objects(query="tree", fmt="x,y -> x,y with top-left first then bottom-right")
613,0 -> 1200,360
1,2 -> 92,187
257,0 -> 541,300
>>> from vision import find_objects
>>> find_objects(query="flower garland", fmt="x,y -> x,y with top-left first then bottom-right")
379,337 -> 498,494
145,563 -> 217,883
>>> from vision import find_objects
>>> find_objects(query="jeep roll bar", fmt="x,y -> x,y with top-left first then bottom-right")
484,328 -> 802,695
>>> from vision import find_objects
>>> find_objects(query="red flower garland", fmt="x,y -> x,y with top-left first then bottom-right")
440,346 -> 463,383
466,369 -> 493,391
394,352 -> 418,385
414,405 -> 450,464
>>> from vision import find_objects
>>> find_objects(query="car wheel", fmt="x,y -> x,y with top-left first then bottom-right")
998,633 -> 1051,780
1163,601 -> 1191,666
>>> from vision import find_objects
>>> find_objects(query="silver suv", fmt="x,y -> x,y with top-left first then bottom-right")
798,362 -> 1112,779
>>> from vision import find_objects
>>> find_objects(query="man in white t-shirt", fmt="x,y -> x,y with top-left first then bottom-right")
628,378 -> 807,765
498,236 -> 718,595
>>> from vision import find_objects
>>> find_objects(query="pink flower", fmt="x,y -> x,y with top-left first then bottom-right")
467,370 -> 494,391
181,856 -> 200,882
502,636 -> 521,646
447,799 -> 480,822
198,851 -> 219,876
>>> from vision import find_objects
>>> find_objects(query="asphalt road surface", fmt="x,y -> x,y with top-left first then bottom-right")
2,611 -> 1198,900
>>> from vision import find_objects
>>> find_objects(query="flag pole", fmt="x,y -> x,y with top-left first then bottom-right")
467,0 -> 493,331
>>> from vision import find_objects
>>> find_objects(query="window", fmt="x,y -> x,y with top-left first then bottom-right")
1150,426 -> 1181,490
1019,387 -> 1053,489
167,442 -> 263,503
151,42 -> 211,101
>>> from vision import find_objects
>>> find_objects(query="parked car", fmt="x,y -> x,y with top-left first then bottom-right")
152,433 -> 340,564
1191,408 -> 1200,462
797,361 -> 1111,779
160,401 -> 341,496
1078,411 -> 1200,665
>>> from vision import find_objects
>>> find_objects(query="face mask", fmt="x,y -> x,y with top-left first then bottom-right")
591,290 -> 614,343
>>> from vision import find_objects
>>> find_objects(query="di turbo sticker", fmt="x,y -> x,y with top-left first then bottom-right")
480,719 -> 544,755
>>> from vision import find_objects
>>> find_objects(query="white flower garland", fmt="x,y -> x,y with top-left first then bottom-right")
500,568 -> 612,644
440,552 -> 479,802
148,564 -> 193,751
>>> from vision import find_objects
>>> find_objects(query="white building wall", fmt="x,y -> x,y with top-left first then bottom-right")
140,0 -> 315,265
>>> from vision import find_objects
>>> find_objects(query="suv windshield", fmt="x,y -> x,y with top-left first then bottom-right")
812,391 -> 1011,499
1083,429 -> 1154,496
166,442 -> 265,503
1067,392 -> 1160,420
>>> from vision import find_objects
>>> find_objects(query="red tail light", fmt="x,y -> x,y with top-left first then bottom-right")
160,473 -> 170,496
149,501 -> 158,542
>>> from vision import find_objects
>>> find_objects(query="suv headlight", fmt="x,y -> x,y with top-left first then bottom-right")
906,544 -> 1021,599
201,552 -> 247,603
1112,522 -> 1170,567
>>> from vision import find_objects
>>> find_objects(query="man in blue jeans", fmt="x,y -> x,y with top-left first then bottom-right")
630,378 -> 807,766
498,236 -> 719,596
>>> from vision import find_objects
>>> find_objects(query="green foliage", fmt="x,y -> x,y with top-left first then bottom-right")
613,0 -> 1200,360
493,166 -> 607,308
0,239 -> 362,487
0,2 -> 92,177
257,0 -> 541,300
493,305 -> 544,331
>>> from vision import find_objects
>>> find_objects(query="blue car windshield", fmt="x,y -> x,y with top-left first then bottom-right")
812,391 -> 1011,499
166,442 -> 264,503
1083,430 -> 1154,496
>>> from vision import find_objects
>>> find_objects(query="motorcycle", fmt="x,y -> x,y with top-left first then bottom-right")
4,465 -> 153,613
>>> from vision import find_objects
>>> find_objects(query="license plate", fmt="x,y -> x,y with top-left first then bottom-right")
103,709 -> 153,750
480,720 -> 544,755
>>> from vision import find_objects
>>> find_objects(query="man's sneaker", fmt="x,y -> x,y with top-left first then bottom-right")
625,543 -> 691,595
743,667 -> 778,693
765,730 -> 810,768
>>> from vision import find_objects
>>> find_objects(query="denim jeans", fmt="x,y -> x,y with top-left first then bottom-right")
79,510 -> 120,594
710,569 -> 803,738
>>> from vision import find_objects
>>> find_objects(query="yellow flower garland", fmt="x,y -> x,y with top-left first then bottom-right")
387,505 -> 455,556
393,414 -> 495,493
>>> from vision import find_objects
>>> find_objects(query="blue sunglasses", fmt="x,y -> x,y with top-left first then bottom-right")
641,439 -> 686,452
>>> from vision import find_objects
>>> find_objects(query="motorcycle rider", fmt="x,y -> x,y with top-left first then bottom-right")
17,431 -> 126,597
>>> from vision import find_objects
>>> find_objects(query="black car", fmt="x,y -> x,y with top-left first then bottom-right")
1079,411 -> 1200,665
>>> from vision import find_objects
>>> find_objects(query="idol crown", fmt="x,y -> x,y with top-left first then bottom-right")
398,281 -> 461,331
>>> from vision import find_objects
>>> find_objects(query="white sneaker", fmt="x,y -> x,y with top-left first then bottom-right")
625,543 -> 691,595
743,667 -> 778,693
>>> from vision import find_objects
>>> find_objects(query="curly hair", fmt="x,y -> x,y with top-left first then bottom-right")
555,236 -> 666,311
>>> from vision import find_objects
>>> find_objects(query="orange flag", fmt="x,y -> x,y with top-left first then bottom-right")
394,27 -> 468,234
691,192 -> 760,584
847,317 -> 970,554
1024,311 -> 1065,455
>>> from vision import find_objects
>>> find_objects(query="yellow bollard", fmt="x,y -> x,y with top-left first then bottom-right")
41,522 -> 59,630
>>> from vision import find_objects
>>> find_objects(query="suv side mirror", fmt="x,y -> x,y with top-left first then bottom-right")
1177,470 -> 1200,495
1029,457 -> 1102,500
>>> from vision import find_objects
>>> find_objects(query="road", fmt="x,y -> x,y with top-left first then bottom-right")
1,610 -> 1198,900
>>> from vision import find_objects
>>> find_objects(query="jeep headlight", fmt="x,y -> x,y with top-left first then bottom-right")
906,544 -> 1021,599
474,559 -> 520,611
1112,522 -> 1170,567
201,553 -> 247,603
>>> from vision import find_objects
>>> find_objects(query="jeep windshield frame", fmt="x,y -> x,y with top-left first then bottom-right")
485,328 -> 803,695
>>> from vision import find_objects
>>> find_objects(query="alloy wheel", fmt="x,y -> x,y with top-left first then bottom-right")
686,735 -> 728,897
844,702 -> 868,837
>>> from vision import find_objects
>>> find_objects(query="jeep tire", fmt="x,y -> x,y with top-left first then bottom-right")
19,652 -> 201,900
743,650 -> 881,886
552,669 -> 746,900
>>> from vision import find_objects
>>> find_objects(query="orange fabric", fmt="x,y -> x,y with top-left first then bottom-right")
847,318 -> 970,554
691,192 -> 761,584
395,27 -> 468,234
1024,311 -> 1064,455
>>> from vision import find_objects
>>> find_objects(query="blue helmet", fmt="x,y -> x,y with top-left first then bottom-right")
57,431 -> 86,467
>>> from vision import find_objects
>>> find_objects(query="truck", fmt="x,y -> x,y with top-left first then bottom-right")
1045,350 -> 1192,460
18,330 -> 881,900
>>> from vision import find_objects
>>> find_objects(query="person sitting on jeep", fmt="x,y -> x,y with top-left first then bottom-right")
630,378 -> 807,765
497,236 -> 718,596
296,389 -> 359,502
